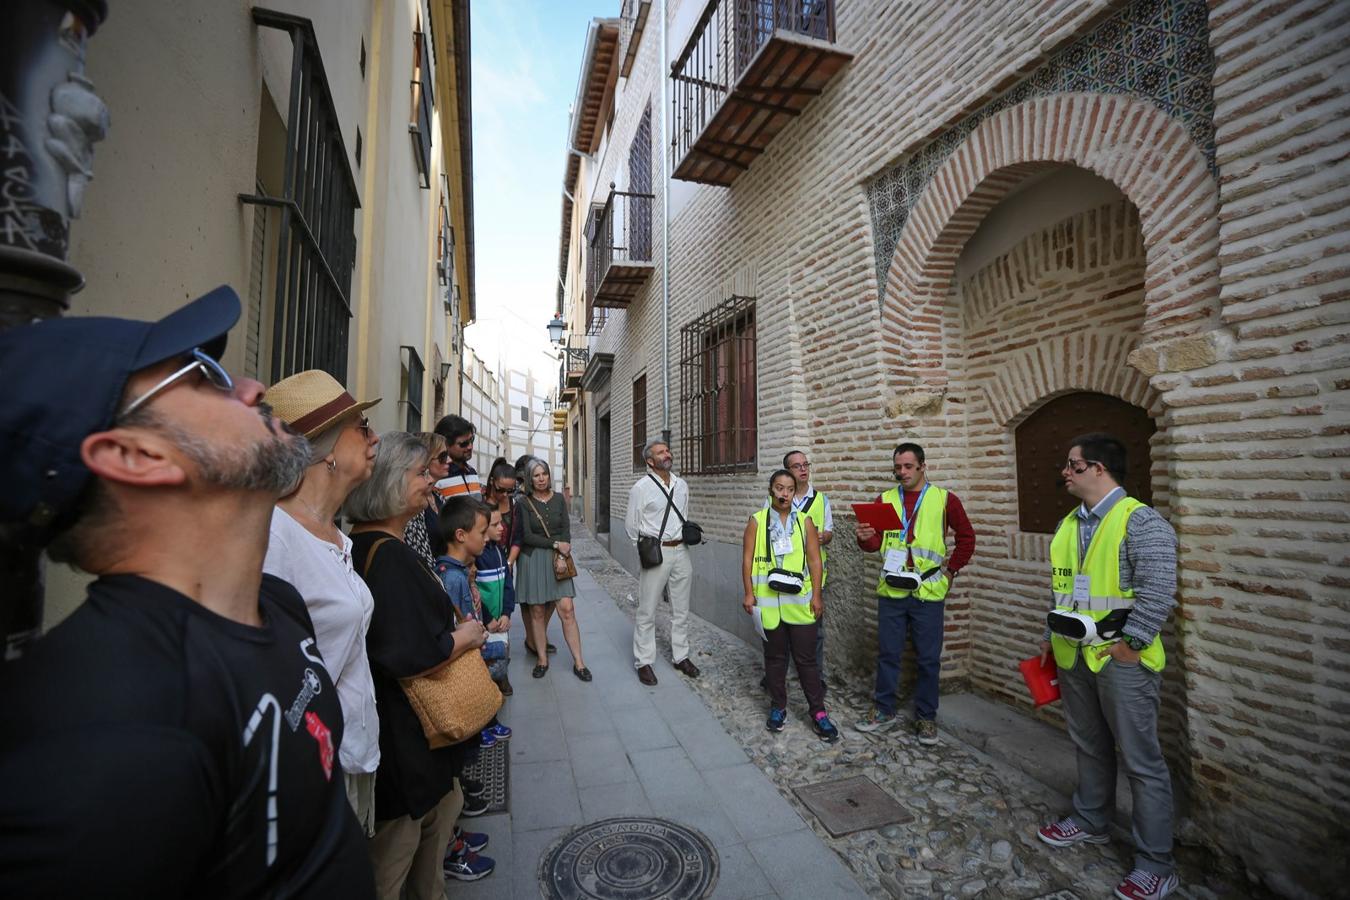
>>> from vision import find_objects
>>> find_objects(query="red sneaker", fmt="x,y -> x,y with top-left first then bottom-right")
1036,817 -> 1109,847
1113,869 -> 1178,900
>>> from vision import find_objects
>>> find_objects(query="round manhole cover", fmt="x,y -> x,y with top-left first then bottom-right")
540,817 -> 719,900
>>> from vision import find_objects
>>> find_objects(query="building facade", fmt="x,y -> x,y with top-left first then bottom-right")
461,347 -> 502,474
44,0 -> 474,619
553,0 -> 1350,895
501,365 -> 564,493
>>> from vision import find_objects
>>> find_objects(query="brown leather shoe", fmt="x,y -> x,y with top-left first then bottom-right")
636,664 -> 658,686
673,658 -> 700,678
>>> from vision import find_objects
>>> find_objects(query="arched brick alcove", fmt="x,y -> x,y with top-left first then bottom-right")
881,93 -> 1222,389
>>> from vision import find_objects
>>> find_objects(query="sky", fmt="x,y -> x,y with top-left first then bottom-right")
466,0 -> 616,382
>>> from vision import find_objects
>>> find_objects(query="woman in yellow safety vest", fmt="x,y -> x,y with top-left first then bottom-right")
741,469 -> 840,742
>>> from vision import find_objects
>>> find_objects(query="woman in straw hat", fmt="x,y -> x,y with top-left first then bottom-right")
345,432 -> 490,898
262,370 -> 383,834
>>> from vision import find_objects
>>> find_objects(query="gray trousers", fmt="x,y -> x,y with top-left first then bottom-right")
1060,655 -> 1174,875
814,615 -> 826,686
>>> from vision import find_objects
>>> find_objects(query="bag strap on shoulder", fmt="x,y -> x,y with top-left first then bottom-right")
647,473 -> 686,528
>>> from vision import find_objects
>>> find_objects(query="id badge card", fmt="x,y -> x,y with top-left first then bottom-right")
883,548 -> 907,574
772,532 -> 794,557
1072,574 -> 1091,607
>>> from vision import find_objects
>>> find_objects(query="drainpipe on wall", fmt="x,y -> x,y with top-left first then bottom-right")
659,0 -> 671,447
0,0 -> 110,659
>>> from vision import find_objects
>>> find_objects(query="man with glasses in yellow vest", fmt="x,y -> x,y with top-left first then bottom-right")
854,442 -> 975,745
1035,433 -> 1179,900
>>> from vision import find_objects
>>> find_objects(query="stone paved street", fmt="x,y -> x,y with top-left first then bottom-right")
564,524 -> 1266,900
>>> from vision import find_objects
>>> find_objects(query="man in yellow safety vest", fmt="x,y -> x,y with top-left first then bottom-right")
1035,433 -> 1180,900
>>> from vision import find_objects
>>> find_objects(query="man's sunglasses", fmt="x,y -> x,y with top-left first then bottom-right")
453,437 -> 474,448
1062,458 -> 1102,474
120,348 -> 233,418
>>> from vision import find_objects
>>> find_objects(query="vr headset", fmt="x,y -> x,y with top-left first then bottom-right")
1046,608 -> 1131,645
767,568 -> 804,595
882,566 -> 944,592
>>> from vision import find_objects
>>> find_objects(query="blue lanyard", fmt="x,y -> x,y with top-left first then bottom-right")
898,484 -> 929,544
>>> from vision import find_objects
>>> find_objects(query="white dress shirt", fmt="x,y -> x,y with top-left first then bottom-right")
264,507 -> 380,775
626,469 -> 690,542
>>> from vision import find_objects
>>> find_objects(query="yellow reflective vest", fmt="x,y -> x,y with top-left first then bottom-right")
876,485 -> 951,601
798,490 -> 829,588
1049,496 -> 1165,673
750,508 -> 816,630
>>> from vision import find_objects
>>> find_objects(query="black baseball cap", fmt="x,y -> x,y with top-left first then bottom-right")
0,285 -> 241,537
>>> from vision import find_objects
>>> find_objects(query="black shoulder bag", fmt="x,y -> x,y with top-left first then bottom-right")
648,474 -> 703,547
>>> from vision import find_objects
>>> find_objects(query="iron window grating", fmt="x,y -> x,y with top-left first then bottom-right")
401,345 -> 424,433
241,8 -> 361,385
410,27 -> 434,188
679,296 -> 757,475
632,373 -> 648,471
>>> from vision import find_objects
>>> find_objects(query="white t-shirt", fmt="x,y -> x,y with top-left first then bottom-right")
264,507 -> 380,775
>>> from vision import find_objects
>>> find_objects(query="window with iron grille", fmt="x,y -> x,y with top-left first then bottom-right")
401,345 -> 424,433
679,296 -> 756,474
437,176 -> 454,286
631,373 -> 648,470
1014,391 -> 1156,533
239,9 -> 360,384
410,27 -> 434,188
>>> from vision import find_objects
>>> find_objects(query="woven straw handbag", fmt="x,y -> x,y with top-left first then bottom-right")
363,538 -> 502,748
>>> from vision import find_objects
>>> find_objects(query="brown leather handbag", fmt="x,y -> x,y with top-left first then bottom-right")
526,496 -> 577,580
362,538 -> 502,748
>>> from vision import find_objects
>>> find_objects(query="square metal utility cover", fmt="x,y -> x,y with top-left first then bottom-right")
792,775 -> 913,837
460,740 -> 509,814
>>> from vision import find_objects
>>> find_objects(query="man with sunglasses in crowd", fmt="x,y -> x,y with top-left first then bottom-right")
1035,434 -> 1180,900
0,288 -> 374,898
433,414 -> 480,500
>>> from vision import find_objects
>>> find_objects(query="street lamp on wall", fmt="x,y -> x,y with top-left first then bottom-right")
544,395 -> 553,412
546,314 -> 565,345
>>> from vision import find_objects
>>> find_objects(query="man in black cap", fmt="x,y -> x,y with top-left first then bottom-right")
0,287 -> 375,898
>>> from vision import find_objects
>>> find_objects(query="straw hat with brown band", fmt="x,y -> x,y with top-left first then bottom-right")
267,370 -> 381,440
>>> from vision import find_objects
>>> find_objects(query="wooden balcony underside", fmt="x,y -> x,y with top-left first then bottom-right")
674,32 -> 852,186
594,260 -> 654,308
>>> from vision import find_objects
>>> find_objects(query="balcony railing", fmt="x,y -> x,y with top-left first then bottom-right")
619,0 -> 651,78
670,0 -> 849,186
587,185 -> 654,310
559,338 -> 590,401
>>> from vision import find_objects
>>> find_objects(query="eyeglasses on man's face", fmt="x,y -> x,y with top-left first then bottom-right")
120,348 -> 233,418
453,437 -> 474,449
1062,458 -> 1101,475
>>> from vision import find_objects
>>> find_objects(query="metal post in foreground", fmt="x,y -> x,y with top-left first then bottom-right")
0,0 -> 110,659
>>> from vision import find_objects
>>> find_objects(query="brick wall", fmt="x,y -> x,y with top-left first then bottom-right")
573,0 -> 1350,893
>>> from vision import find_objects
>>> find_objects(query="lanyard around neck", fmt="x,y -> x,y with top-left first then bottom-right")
764,508 -> 795,566
899,483 -> 929,543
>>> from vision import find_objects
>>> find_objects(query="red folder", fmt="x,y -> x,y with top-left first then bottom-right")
851,502 -> 902,533
1019,655 -> 1060,707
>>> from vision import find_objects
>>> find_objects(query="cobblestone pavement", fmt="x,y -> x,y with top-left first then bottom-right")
569,524 -> 1263,900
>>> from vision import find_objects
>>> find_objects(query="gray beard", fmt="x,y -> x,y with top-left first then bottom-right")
137,407 -> 312,497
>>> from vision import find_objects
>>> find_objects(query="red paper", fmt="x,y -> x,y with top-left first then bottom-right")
1019,655 -> 1060,707
851,501 -> 902,533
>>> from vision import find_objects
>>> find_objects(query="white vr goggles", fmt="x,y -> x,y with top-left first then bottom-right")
883,567 -> 944,592
1046,608 -> 1131,645
766,568 -> 804,595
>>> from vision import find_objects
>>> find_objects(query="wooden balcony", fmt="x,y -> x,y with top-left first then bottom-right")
587,186 -> 655,309
670,0 -> 851,186
619,0 -> 651,78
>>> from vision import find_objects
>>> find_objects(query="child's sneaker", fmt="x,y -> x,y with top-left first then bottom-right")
478,729 -> 497,749
485,723 -> 511,741
451,826 -> 489,853
460,792 -> 489,817
443,847 -> 495,881
765,707 -> 787,732
812,711 -> 840,743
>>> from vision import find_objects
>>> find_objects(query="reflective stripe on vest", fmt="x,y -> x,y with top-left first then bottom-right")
800,491 -> 828,588
1048,496 -> 1165,674
876,485 -> 950,601
751,508 -> 815,630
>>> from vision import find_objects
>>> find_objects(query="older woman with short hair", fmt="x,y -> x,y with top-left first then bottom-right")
263,370 -> 383,833
346,432 -> 487,900
403,431 -> 449,567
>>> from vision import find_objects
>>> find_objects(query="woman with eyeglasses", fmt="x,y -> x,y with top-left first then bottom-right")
346,432 -> 488,899
516,458 -> 590,681
263,370 -> 384,834
403,432 -> 450,568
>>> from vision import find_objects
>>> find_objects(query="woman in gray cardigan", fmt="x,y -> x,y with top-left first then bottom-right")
517,458 -> 591,682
